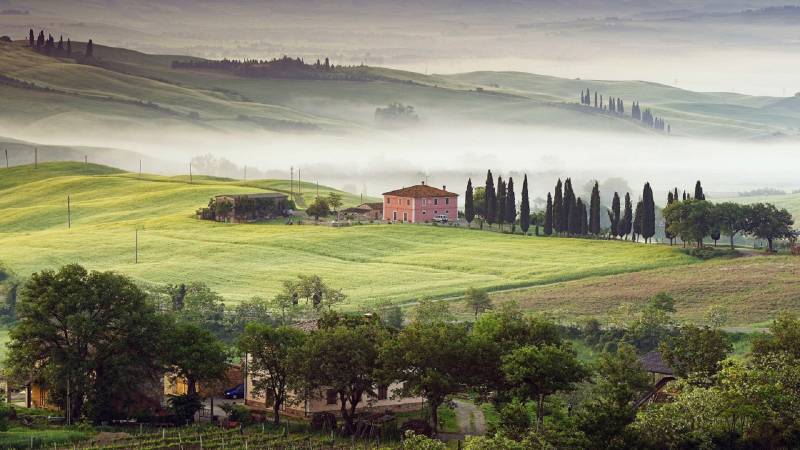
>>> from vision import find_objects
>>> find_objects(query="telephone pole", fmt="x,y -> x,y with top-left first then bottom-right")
189,163 -> 193,184
290,166 -> 294,201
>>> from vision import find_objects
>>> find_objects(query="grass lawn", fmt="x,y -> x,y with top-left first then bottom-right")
0,164 -> 697,306
0,427 -> 89,449
483,255 -> 800,328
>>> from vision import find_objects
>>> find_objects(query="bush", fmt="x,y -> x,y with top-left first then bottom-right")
220,404 -> 252,425
167,394 -> 203,424
686,247 -> 739,260
0,404 -> 13,431
400,431 -> 446,450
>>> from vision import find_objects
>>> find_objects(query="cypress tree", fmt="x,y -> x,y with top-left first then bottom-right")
85,39 -> 94,58
66,38 -> 72,56
506,177 -> 517,233
36,30 -> 44,49
665,190 -> 675,245
57,35 -> 64,52
544,193 -> 553,236
553,179 -> 563,234
563,178 -> 575,235
465,178 -> 474,227
485,170 -> 496,227
520,175 -> 530,235
642,182 -> 655,243
633,199 -> 644,242
29,29 -> 34,47
589,181 -> 601,235
594,92 -> 598,108
569,197 -> 581,235
497,177 -> 506,232
610,192 -> 621,238
581,199 -> 589,235
694,180 -> 705,200
622,193 -> 633,240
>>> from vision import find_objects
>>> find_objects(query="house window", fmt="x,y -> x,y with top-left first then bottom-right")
407,199 -> 411,206
386,198 -> 390,204
422,210 -> 426,215
377,385 -> 388,401
393,211 -> 397,221
434,198 -> 439,205
326,389 -> 337,405
403,212 -> 408,222
445,198 -> 450,205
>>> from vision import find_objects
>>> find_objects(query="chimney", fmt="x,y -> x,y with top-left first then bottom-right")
421,181 -> 425,185
442,185 -> 446,191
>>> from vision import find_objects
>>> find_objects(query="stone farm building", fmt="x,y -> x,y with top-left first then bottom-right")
244,319 -> 424,417
341,202 -> 383,221
197,193 -> 289,223
382,182 -> 458,223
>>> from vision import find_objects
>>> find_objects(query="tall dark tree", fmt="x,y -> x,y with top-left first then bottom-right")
36,30 -> 44,49
506,177 -> 517,233
66,38 -> 72,56
485,170 -> 496,226
520,175 -> 530,235
589,181 -> 601,235
633,199 -> 644,242
563,178 -> 575,235
497,177 -> 507,231
553,179 -> 563,234
569,197 -> 581,235
694,180 -> 705,201
465,178 -> 475,227
28,29 -> 34,47
579,198 -> 589,235
57,35 -> 64,52
544,193 -> 553,236
622,193 -> 633,240
609,192 -> 621,238
665,190 -> 676,245
85,39 -> 94,58
642,182 -> 656,243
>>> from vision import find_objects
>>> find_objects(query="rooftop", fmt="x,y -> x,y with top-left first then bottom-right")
639,350 -> 674,375
382,183 -> 458,198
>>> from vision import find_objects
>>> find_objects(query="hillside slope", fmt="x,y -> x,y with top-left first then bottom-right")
2,40 -> 797,139
0,162 -> 696,305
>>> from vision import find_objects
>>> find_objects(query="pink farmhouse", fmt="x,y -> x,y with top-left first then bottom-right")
382,182 -> 458,223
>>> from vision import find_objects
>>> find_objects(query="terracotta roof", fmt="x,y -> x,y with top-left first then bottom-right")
382,184 -> 458,198
640,350 -> 673,375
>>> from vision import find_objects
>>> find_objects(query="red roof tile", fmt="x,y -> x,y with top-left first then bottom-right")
382,184 -> 458,198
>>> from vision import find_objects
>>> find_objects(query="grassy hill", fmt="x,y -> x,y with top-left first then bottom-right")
0,162 -> 698,306
481,255 -> 800,329
716,192 -> 800,221
2,39 -> 798,139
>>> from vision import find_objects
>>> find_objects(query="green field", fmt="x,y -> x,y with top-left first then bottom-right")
0,162 -> 698,306
716,192 -> 800,222
2,39 -> 799,139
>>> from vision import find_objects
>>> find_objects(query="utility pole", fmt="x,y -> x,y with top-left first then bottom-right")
189,163 -> 193,184
139,160 -> 142,177
67,195 -> 71,228
297,168 -> 301,197
4,149 -> 8,168
290,166 -> 294,201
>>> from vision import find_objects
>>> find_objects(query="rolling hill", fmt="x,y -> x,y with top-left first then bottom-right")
0,162 -> 698,306
1,39 -> 799,140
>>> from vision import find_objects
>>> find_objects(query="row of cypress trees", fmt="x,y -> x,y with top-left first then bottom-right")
580,88 -> 670,133
464,172 -> 706,243
27,28 -> 93,58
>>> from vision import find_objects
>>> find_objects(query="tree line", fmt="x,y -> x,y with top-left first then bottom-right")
171,55 -> 386,81
464,174 -> 796,250
27,28 -> 93,58
8,264 -> 800,449
580,88 -> 670,133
